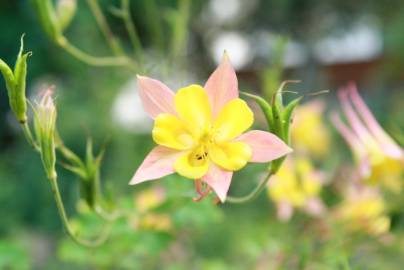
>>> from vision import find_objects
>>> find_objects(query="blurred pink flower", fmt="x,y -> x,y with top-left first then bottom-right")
331,83 -> 403,192
129,53 -> 292,202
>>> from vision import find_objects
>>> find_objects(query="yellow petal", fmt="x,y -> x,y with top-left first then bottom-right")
174,85 -> 212,136
152,114 -> 194,150
209,141 -> 252,171
174,151 -> 209,179
213,99 -> 253,142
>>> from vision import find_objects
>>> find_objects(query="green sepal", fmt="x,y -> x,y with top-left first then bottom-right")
80,139 -> 105,209
240,91 -> 274,131
0,59 -> 15,98
12,36 -> 31,123
0,36 -> 30,123
271,93 -> 284,140
282,96 -> 302,145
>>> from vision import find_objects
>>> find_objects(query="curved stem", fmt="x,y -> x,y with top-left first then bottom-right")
226,169 -> 274,204
49,175 -> 111,247
56,36 -> 135,69
21,122 -> 40,152
86,0 -> 123,56
94,204 -> 125,222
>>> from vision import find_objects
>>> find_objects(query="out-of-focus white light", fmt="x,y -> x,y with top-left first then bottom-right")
314,21 -> 382,64
210,32 -> 252,70
283,41 -> 307,67
209,0 -> 241,23
112,79 -> 152,134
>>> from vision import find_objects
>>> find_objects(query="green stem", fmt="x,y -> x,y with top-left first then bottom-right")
21,122 -> 40,152
86,0 -> 123,56
56,36 -> 135,69
94,204 -> 124,222
144,0 -> 164,52
226,169 -> 274,204
121,0 -> 144,66
49,175 -> 111,247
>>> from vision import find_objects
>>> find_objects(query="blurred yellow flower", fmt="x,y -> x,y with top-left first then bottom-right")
336,187 -> 390,236
139,213 -> 172,232
131,186 -> 172,232
291,99 -> 330,158
135,186 -> 166,213
268,157 -> 325,221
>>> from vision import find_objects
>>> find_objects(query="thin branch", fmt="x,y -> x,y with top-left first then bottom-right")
121,0 -> 144,63
226,170 -> 274,204
49,175 -> 112,247
86,0 -> 123,56
21,122 -> 40,151
56,36 -> 136,70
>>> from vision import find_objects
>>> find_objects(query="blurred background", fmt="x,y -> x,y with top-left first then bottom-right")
0,0 -> 404,269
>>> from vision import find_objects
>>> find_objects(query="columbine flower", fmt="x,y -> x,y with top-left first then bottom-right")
129,53 -> 292,202
335,185 -> 390,236
291,99 -> 330,158
33,89 -> 57,179
267,156 -> 325,221
331,83 -> 403,192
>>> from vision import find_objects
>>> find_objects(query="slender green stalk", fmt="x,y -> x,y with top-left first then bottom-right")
94,204 -> 124,222
21,122 -> 40,151
56,36 -> 135,69
121,0 -> 143,61
226,169 -> 274,204
144,0 -> 164,52
86,0 -> 123,56
49,175 -> 111,247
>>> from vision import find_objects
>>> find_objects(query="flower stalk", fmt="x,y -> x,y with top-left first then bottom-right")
226,83 -> 301,203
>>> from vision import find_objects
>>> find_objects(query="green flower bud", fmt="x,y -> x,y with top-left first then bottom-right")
56,0 -> 77,31
33,90 -> 57,180
32,0 -> 62,41
0,35 -> 30,123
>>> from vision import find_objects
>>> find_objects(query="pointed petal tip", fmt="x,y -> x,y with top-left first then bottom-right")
222,50 -> 230,60
285,145 -> 293,154
128,178 -> 139,185
136,74 -> 149,81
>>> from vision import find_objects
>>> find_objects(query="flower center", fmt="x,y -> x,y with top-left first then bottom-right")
188,131 -> 214,166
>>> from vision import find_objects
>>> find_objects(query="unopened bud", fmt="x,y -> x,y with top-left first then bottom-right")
32,0 -> 62,41
56,0 -> 77,31
0,35 -> 30,123
33,89 -> 57,179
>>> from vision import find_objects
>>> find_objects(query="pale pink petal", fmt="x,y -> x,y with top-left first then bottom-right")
331,112 -> 372,178
202,163 -> 233,202
204,52 -> 238,117
338,88 -> 378,148
358,157 -> 372,178
330,112 -> 366,158
137,75 -> 176,119
129,146 -> 180,185
277,201 -> 293,222
304,197 -> 325,216
347,83 -> 403,158
236,130 -> 292,163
